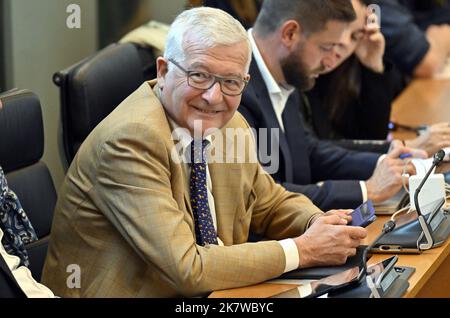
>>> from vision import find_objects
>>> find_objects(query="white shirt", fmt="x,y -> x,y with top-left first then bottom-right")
168,118 -> 299,272
248,29 -> 295,132
249,28 -> 370,203
0,228 -> 54,298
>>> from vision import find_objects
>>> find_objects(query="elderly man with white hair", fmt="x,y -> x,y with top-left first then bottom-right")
42,7 -> 366,298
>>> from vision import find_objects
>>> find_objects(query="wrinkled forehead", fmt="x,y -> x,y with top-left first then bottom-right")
182,37 -> 250,76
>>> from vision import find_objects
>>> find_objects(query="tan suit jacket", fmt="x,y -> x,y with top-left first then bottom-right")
42,81 -> 323,297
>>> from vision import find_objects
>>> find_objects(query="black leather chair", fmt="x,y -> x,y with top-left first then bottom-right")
0,88 -> 57,282
53,42 -> 156,165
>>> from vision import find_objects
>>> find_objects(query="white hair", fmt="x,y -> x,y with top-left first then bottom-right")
164,7 -> 252,73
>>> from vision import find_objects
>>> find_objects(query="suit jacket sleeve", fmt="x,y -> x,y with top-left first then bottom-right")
92,120 -> 321,297
297,127 -> 379,210
305,128 -> 379,182
282,179 -> 364,210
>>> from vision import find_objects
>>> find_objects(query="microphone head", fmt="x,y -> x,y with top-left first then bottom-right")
433,149 -> 446,165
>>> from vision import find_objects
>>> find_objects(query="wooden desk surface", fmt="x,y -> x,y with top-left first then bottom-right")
391,79 -> 450,126
210,78 -> 450,298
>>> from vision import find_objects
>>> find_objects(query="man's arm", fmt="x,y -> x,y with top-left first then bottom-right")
414,24 -> 450,77
306,131 -> 379,182
283,180 -> 364,210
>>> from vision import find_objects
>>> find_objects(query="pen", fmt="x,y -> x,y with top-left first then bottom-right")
399,153 -> 412,159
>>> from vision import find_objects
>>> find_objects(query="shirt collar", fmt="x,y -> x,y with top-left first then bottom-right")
168,117 -> 212,162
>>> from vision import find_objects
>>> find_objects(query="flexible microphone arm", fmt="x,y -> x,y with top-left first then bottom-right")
361,220 -> 396,278
413,149 -> 446,250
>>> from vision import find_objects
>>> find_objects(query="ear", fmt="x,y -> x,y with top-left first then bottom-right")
280,20 -> 303,51
156,57 -> 169,89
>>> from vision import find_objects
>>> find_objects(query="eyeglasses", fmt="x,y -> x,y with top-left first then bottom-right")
168,58 -> 248,96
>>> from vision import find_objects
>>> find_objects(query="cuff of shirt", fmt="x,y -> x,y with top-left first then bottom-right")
362,154 -> 386,202
279,239 -> 299,273
360,181 -> 368,203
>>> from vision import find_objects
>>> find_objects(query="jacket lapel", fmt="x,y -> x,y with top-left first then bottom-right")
249,59 -> 294,182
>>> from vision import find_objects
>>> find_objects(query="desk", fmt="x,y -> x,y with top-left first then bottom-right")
210,213 -> 450,298
210,78 -> 450,298
390,79 -> 450,141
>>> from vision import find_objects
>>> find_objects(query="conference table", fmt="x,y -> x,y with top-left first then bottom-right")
210,77 -> 450,298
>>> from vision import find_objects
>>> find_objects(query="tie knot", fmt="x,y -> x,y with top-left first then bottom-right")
190,139 -> 209,164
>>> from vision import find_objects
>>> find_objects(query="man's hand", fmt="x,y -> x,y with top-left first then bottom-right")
427,24 -> 450,55
366,147 -> 421,203
294,215 -> 367,268
310,209 -> 353,226
416,24 -> 450,77
355,12 -> 385,73
405,122 -> 450,156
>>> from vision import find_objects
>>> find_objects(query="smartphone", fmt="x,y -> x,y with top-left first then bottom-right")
349,200 -> 376,227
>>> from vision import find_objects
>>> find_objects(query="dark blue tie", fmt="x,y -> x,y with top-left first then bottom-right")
189,139 -> 218,246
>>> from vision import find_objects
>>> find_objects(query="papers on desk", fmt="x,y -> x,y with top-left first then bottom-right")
267,278 -> 316,286
435,57 -> 450,79
374,188 -> 407,215
267,279 -> 329,298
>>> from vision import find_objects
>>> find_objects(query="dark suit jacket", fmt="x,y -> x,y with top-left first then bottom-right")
0,254 -> 27,298
239,59 -> 380,210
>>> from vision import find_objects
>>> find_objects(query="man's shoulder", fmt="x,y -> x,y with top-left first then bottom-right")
79,81 -> 172,157
223,111 -> 251,130
99,82 -> 170,137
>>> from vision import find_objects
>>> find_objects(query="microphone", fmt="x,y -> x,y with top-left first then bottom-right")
413,149 -> 446,250
414,149 -> 445,217
361,220 -> 396,277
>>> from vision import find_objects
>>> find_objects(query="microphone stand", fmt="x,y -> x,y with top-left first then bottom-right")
359,220 -> 396,298
413,150 -> 446,250
361,220 -> 396,278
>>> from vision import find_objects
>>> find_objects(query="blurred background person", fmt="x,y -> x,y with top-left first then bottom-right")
304,0 -> 450,156
372,0 -> 450,78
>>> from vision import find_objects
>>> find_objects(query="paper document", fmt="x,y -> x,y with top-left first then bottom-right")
374,189 -> 407,215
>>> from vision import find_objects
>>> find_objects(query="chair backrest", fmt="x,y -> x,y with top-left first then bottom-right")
53,42 -> 156,164
0,88 -> 57,282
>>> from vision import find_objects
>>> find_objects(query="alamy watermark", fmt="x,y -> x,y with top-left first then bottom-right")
66,264 -> 81,289
170,120 -> 280,174
66,4 -> 81,29
367,4 -> 381,26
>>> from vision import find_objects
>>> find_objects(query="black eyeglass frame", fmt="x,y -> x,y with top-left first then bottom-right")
168,58 -> 248,96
